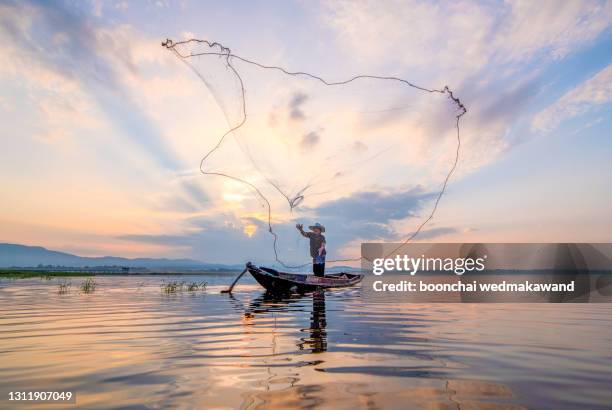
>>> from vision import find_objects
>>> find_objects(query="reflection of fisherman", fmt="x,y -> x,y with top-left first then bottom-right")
296,222 -> 326,277
309,291 -> 327,353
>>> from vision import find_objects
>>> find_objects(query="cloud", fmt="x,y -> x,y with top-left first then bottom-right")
118,233 -> 194,246
352,141 -> 368,152
304,187 -> 439,249
409,227 -> 457,240
531,64 -> 612,132
0,1 -> 181,169
149,182 -> 208,214
151,195 -> 200,213
314,187 -> 435,224
288,92 -> 308,120
4,0 -> 609,261
323,0 -> 611,72
0,0 -> 223,220
180,180 -> 208,206
117,215 -> 277,263
115,2 -> 129,12
116,188 -> 460,263
477,76 -> 541,127
494,0 -> 612,62
300,130 -> 320,149
319,0 -> 612,171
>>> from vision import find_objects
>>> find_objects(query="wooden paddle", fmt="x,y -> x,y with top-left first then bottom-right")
221,264 -> 249,294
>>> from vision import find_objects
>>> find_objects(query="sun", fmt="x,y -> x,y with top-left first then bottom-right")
243,223 -> 257,238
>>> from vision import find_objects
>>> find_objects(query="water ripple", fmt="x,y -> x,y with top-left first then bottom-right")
1,275 -> 611,409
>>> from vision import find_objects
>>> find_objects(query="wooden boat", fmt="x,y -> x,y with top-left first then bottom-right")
246,262 -> 363,293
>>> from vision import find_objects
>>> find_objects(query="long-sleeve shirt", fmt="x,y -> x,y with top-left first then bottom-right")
302,232 -> 326,259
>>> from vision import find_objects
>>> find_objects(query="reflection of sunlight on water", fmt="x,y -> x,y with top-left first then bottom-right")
0,275 -> 611,409
243,379 -> 525,410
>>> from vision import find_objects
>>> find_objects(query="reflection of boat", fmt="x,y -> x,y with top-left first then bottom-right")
246,262 -> 363,294
242,291 -> 305,317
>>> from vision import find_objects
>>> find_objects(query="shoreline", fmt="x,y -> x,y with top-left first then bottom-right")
0,270 -> 241,279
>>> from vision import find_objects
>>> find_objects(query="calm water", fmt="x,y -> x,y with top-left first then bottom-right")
1,274 -> 611,409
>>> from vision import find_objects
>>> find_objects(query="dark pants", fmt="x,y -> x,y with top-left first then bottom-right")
313,263 -> 325,277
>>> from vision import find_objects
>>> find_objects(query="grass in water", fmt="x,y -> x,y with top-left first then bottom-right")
80,278 -> 97,293
161,281 -> 207,293
161,281 -> 184,294
58,280 -> 71,294
187,281 -> 207,291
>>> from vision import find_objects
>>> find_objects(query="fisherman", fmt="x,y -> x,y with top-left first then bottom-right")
296,222 -> 327,277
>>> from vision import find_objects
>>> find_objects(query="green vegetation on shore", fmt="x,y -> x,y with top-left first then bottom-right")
0,270 -> 94,279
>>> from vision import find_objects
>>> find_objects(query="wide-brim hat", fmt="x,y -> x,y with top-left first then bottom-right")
309,223 -> 325,232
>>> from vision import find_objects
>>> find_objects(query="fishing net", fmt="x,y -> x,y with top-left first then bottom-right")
163,39 -> 466,269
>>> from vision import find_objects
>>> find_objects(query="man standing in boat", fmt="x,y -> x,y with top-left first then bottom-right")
296,223 -> 326,277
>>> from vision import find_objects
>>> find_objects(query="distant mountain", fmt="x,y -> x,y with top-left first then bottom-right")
0,243 -> 243,270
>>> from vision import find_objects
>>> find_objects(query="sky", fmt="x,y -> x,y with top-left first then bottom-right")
0,0 -> 611,266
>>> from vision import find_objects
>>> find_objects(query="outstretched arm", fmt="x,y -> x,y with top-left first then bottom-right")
296,224 -> 309,237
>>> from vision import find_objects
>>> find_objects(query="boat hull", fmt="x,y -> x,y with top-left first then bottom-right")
247,263 -> 363,293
